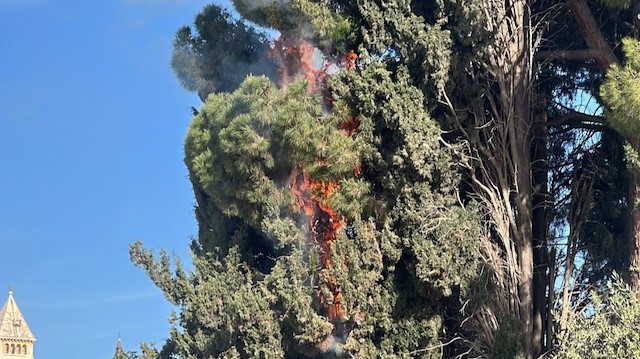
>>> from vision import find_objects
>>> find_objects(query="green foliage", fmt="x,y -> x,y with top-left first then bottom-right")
133,70 -> 481,357
184,76 -> 359,239
136,344 -> 158,359
329,60 -> 481,298
113,351 -> 138,359
171,4 -> 277,101
601,38 -> 640,138
231,0 -> 295,30
553,275 -> 640,359
353,0 -> 453,100
325,58 -> 481,356
623,142 -> 640,179
491,318 -> 524,359
132,77 -> 356,358
136,1 -> 486,357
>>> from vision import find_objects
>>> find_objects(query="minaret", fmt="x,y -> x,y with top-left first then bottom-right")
0,286 -> 36,359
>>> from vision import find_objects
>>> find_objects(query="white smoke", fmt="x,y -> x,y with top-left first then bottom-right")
239,0 -> 291,11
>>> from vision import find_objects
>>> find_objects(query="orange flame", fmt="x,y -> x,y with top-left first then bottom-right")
338,115 -> 360,136
268,35 -> 326,92
290,169 -> 345,321
342,50 -> 358,70
271,34 -> 360,321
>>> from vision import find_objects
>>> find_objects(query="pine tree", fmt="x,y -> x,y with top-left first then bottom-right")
601,37 -> 640,296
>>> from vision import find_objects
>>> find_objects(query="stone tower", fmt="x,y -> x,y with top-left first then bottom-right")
114,337 -> 124,357
0,287 -> 35,359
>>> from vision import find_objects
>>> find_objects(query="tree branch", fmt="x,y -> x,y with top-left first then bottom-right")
566,0 -> 620,69
535,49 -> 607,63
546,110 -> 605,128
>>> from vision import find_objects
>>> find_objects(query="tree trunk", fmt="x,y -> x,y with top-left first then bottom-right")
513,116 -> 534,359
511,50 -> 534,359
501,1 -> 535,357
474,0 -> 536,355
531,98 -> 549,355
630,139 -> 640,297
514,4 -> 535,357
631,180 -> 640,297
633,0 -> 640,40
546,247 -> 556,349
566,0 -> 619,69
518,219 -> 535,359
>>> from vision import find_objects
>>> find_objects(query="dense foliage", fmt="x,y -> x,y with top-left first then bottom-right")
601,38 -> 640,139
553,276 -> 640,359
132,66 -> 481,358
132,0 -> 640,358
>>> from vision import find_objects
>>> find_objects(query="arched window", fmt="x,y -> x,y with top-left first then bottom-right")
23,344 -> 27,354
17,345 -> 21,354
10,344 -> 15,354
5,343 -> 8,353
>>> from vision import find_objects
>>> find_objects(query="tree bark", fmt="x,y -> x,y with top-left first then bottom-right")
531,97 -> 549,356
566,0 -> 620,69
513,110 -> 535,359
510,26 -> 535,359
493,1 -> 535,357
515,4 -> 535,357
546,247 -> 556,349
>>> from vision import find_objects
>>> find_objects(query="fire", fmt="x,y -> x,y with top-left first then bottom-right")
290,169 -> 345,321
272,34 -> 359,322
338,114 -> 360,136
268,35 -> 327,92
342,50 -> 357,70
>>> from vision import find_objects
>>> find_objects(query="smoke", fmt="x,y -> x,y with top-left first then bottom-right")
329,335 -> 345,357
170,4 -> 279,100
232,0 -> 321,44
316,335 -> 345,357
235,0 -> 291,11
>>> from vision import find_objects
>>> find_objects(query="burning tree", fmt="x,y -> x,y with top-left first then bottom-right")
130,0 -> 640,357
131,2 -> 482,358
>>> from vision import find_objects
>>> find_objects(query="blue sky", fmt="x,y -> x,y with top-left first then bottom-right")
0,0 -> 236,357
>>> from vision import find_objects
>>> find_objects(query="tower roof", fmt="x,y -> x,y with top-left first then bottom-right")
0,287 -> 36,341
115,336 -> 124,355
